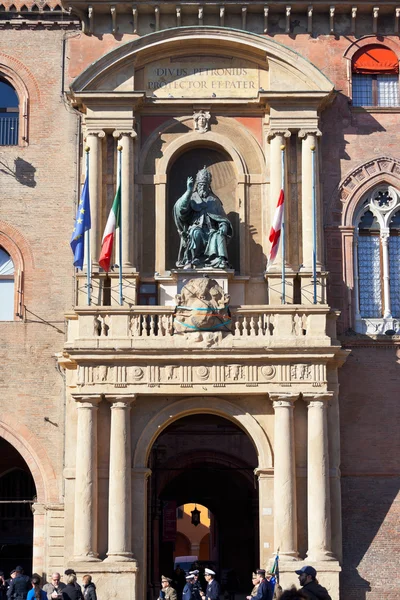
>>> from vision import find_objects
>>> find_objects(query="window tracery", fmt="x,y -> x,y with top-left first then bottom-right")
354,185 -> 400,333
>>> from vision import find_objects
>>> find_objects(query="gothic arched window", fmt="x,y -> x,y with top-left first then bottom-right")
352,45 -> 399,107
354,186 -> 400,333
0,246 -> 15,320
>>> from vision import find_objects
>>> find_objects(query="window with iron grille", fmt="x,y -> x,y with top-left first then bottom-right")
0,77 -> 19,146
351,45 -> 400,108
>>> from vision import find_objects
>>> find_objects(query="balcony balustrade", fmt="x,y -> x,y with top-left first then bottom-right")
65,305 -> 338,350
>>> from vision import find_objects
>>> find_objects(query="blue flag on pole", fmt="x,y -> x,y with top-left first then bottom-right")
70,171 -> 91,269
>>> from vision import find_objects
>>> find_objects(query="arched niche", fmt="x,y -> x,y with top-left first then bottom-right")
166,145 -> 239,272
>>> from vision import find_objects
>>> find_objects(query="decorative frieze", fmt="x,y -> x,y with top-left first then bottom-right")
73,360 -> 327,390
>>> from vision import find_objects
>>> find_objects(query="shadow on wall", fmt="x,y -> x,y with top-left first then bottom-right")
321,92 -> 386,218
0,157 -> 37,187
322,92 -> 386,332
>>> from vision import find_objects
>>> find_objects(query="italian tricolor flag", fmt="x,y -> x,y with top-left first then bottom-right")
99,182 -> 121,272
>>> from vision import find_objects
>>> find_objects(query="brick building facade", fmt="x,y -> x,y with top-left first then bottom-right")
0,2 -> 399,600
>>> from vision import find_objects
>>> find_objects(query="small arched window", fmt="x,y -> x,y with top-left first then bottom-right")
0,76 -> 19,145
354,186 -> 400,333
352,45 -> 399,107
0,247 -> 15,320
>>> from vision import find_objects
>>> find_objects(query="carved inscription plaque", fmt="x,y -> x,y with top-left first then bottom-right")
141,56 -> 262,99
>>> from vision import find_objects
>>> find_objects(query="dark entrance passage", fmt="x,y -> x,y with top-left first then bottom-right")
0,438 -> 36,576
147,414 -> 258,599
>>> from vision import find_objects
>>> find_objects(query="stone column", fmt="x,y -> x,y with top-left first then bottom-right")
267,130 -> 291,270
304,393 -> 335,561
254,468 -> 274,568
299,129 -> 322,271
73,395 -> 101,560
86,131 -> 105,271
270,393 -> 299,559
105,395 -> 135,561
113,130 -> 137,271
381,232 -> 392,318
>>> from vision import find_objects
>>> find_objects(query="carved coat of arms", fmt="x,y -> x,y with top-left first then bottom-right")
174,277 -> 231,333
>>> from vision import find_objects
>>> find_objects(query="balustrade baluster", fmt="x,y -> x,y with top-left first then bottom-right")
149,315 -> 155,337
250,316 -> 256,336
258,314 -> 264,335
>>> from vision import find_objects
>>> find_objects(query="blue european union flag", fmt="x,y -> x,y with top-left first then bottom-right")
70,172 -> 91,269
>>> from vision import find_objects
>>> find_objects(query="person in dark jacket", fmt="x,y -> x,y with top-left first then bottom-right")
61,576 -> 83,600
201,569 -> 220,600
0,571 -> 8,600
280,588 -> 308,600
253,570 -> 273,600
182,574 -> 195,600
189,571 -> 202,600
81,577 -> 95,600
295,567 -> 332,600
7,567 -> 31,600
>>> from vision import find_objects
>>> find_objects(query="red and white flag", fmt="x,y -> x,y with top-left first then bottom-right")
267,189 -> 284,267
99,181 -> 121,272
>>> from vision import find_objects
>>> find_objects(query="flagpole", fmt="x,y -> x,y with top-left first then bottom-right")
311,145 -> 317,304
281,145 -> 286,305
85,147 -> 91,306
117,145 -> 123,306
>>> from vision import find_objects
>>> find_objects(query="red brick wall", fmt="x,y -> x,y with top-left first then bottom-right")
339,345 -> 400,599
0,29 -> 78,497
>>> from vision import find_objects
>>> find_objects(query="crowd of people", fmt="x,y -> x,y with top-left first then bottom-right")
0,562 -> 332,600
159,564 -> 332,600
0,567 -> 97,600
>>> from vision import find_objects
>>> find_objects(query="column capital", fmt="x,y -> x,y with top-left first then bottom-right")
267,129 -> 291,142
113,129 -> 137,140
270,393 -> 299,407
85,130 -> 106,139
303,392 -> 333,406
72,394 -> 102,407
298,128 -> 322,139
106,394 -> 137,408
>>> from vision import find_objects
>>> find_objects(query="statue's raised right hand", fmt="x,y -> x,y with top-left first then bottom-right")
187,176 -> 194,192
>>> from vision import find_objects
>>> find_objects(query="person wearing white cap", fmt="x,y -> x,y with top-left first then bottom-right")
200,569 -> 220,600
182,574 -> 195,600
189,571 -> 202,600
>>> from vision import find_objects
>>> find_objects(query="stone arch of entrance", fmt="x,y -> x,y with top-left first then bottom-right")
147,412 -> 261,596
133,396 -> 273,470
0,418 -> 58,504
